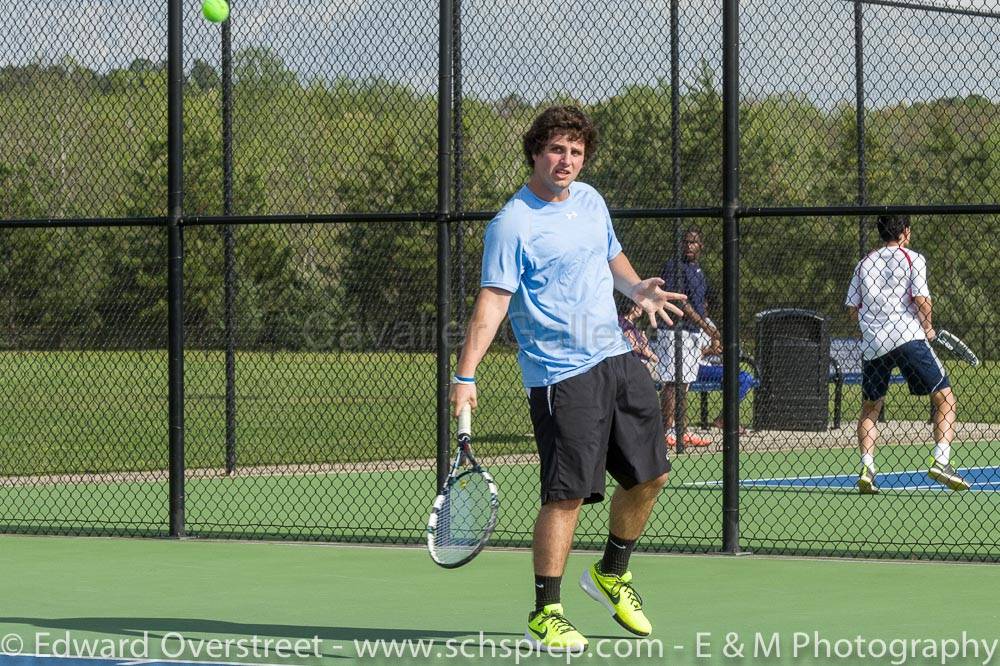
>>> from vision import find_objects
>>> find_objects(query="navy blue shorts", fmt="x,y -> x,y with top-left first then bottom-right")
861,339 -> 949,402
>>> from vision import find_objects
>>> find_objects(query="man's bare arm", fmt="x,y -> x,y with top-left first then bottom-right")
913,295 -> 936,341
608,252 -> 643,296
608,252 -> 686,327
450,287 -> 512,415
456,287 -> 511,376
681,302 -> 719,339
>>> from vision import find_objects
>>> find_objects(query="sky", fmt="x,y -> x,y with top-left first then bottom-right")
3,0 -> 1000,108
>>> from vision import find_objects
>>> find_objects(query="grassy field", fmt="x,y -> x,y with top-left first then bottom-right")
0,350 -> 997,558
0,350 -> 996,476
0,349 -> 533,475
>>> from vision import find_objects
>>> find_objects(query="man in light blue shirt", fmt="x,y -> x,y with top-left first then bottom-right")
449,106 -> 687,652
480,178 -> 632,387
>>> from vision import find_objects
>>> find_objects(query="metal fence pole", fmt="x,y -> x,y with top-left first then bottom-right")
436,0 -> 454,492
167,0 -> 186,537
222,3 -> 238,475
671,0 -> 681,210
721,0 -> 741,554
670,0 -> 686,455
854,0 -> 868,258
452,0 -> 466,330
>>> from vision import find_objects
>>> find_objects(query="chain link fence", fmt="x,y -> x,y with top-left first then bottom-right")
0,0 -> 998,559
0,225 -> 169,536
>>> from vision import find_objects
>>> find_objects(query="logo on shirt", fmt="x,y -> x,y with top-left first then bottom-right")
565,211 -> 578,220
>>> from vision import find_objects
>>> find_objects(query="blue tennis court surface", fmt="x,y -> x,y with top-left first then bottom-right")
691,466 -> 1000,491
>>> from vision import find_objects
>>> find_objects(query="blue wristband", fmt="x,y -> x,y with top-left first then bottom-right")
452,375 -> 476,384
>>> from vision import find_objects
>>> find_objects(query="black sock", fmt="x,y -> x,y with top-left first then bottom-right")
534,575 -> 561,611
599,533 -> 637,576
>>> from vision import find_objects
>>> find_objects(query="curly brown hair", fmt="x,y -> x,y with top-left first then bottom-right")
522,106 -> 598,169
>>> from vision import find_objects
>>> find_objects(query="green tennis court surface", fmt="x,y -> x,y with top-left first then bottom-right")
3,535 -> 1000,665
4,436 -> 999,557
2,352 -> 997,475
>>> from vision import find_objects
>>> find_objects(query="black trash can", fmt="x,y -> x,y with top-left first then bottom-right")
752,309 -> 830,431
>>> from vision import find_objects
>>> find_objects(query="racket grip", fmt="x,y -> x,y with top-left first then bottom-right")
457,404 -> 472,437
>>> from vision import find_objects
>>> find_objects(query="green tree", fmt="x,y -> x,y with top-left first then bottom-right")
189,59 -> 221,92
336,129 -> 437,349
114,115 -> 314,348
0,157 -> 102,347
234,47 -> 297,91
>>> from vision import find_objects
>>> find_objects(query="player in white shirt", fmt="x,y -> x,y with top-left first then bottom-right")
845,215 -> 969,493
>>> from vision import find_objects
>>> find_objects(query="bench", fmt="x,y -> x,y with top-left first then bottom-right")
675,339 -> 919,431
688,353 -> 760,429
829,337 -> 906,429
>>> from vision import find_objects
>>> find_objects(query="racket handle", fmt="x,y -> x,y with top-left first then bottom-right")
457,404 -> 472,437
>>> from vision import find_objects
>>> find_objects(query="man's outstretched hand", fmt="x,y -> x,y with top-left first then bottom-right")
630,278 -> 687,328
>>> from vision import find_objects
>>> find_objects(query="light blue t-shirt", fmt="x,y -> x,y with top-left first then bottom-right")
481,182 -> 631,387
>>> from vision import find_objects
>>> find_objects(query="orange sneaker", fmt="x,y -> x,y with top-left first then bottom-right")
682,432 -> 712,447
665,433 -> 677,447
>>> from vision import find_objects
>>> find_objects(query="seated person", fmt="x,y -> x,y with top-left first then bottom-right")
696,354 -> 756,431
620,309 -> 754,442
694,316 -> 755,430
618,303 -> 660,380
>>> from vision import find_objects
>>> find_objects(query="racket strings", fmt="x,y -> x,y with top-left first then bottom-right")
446,474 -> 492,537
432,472 -> 494,563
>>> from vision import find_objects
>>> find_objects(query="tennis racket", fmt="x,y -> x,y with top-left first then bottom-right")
934,329 -> 980,367
426,404 -> 499,568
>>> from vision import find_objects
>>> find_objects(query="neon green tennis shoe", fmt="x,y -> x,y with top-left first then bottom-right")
928,458 -> 970,491
857,465 -> 878,494
580,562 -> 652,636
524,603 -> 588,653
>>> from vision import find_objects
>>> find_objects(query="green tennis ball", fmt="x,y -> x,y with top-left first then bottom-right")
202,0 -> 229,23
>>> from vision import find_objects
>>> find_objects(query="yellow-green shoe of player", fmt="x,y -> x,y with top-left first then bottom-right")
928,457 -> 971,491
857,465 -> 878,494
524,603 -> 588,653
579,562 -> 652,636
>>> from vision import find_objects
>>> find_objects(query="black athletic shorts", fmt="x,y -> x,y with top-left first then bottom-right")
527,352 -> 671,505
